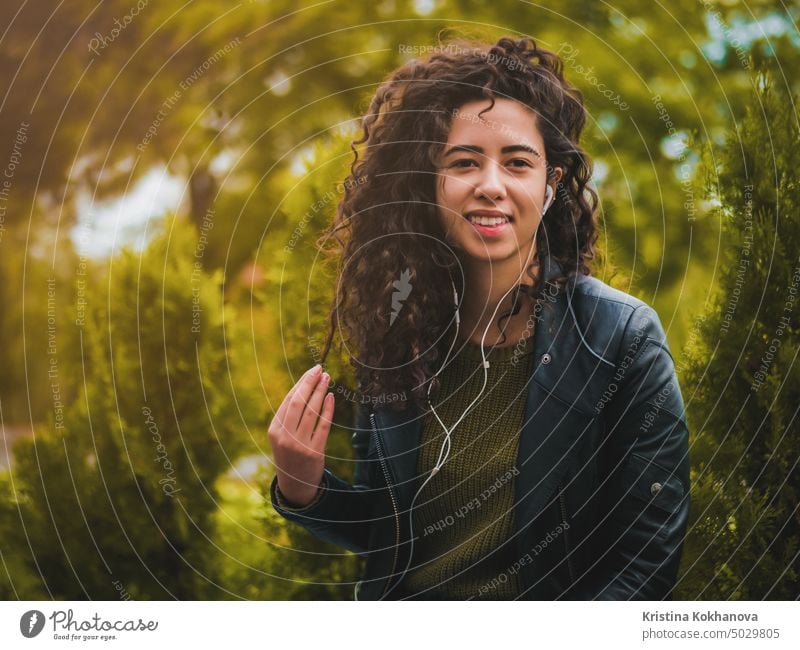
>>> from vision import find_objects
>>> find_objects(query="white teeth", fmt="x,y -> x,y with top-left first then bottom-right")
467,215 -> 509,226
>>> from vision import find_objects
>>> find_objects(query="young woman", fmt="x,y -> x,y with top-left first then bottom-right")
268,36 -> 690,600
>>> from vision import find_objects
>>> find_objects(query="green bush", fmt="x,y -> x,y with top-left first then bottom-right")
10,216 -> 258,599
676,68 -> 800,599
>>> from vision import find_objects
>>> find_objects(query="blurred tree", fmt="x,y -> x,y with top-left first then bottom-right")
8,217 -> 259,598
0,226 -> 79,423
676,65 -> 799,599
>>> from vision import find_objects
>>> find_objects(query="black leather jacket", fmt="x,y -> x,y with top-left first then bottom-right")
270,258 -> 691,600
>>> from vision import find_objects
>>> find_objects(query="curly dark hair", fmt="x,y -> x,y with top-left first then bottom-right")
317,35 -> 599,413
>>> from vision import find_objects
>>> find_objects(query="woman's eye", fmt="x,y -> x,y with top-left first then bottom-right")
449,158 -> 532,169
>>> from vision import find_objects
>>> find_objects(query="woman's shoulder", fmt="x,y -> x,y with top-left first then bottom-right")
568,273 -> 670,353
571,273 -> 650,312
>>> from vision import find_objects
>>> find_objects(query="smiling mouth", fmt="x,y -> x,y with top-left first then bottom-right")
464,212 -> 512,227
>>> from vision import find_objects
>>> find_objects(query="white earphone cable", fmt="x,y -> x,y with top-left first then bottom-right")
382,208 -> 547,600
362,185 -> 553,601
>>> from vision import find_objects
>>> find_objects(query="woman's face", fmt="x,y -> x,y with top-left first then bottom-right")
435,98 -> 561,265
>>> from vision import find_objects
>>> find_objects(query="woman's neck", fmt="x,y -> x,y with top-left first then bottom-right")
459,265 -> 533,346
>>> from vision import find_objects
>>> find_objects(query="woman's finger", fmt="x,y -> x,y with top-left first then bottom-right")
298,372 -> 331,436
285,366 -> 325,437
274,365 -> 320,427
311,391 -> 335,450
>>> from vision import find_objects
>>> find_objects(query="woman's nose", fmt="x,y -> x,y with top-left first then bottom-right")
474,160 -> 507,201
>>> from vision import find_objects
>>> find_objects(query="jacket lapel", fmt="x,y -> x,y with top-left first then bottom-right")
513,257 -> 598,530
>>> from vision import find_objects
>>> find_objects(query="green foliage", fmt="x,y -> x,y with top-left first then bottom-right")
255,131 -> 372,476
209,464 -> 362,601
0,226 -> 80,423
0,471 -> 47,599
258,133 -> 353,369
8,217 -> 259,598
676,67 -> 800,599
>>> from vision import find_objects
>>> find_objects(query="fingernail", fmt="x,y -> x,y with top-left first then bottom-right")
311,364 -> 322,375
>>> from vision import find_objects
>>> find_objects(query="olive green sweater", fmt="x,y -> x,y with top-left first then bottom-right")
398,328 -> 536,600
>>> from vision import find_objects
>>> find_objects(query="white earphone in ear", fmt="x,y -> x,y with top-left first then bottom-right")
542,185 -> 554,215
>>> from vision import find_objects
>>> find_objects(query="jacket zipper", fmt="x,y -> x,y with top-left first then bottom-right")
558,484 -> 575,585
371,411 -> 400,599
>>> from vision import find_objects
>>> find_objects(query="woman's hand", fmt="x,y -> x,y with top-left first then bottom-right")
268,364 -> 335,507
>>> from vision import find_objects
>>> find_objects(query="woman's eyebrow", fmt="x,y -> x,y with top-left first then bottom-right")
443,144 -> 542,158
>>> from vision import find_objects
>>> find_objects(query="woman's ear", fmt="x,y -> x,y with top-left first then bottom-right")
546,167 -> 563,202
